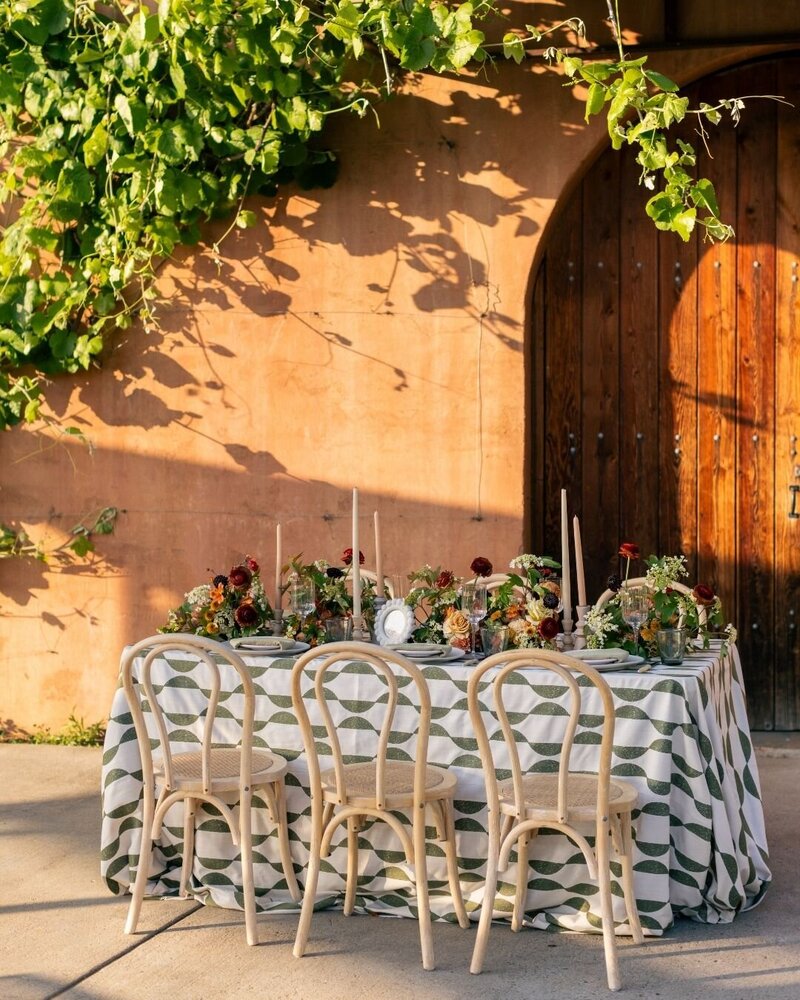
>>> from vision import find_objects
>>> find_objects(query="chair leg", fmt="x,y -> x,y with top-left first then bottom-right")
437,800 -> 470,929
239,785 -> 259,946
125,781 -> 156,935
344,815 -> 359,916
595,819 -> 621,991
294,789 -> 325,959
470,839 -> 500,974
412,803 -> 435,971
180,797 -> 196,898
511,830 -> 530,932
616,815 -> 644,944
273,779 -> 301,903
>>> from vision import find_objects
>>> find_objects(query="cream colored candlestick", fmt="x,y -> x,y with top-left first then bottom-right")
374,510 -> 383,598
274,522 -> 283,615
352,488 -> 361,625
560,490 -> 573,634
573,515 -> 587,608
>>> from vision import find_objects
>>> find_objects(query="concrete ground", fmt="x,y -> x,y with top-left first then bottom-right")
1,740 -> 798,1000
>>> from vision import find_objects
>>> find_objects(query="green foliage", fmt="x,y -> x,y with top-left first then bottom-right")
553,50 -> 736,244
1,505 -> 118,561
0,1 -> 741,430
1,712 -> 106,745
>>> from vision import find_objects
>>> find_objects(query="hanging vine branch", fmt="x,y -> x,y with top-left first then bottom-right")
0,1 -> 755,431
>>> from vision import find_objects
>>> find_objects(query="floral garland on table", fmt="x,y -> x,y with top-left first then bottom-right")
160,557 -> 273,640
584,545 -> 736,655
405,565 -> 464,645
485,554 -> 563,649
405,555 -> 563,650
281,549 -> 376,647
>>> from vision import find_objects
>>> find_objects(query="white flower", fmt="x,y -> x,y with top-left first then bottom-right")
584,606 -> 615,648
185,584 -> 212,607
313,559 -> 329,572
526,599 -> 549,623
645,555 -> 688,592
725,623 -> 738,644
510,554 -> 546,571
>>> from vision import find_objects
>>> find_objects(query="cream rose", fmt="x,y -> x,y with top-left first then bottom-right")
443,608 -> 470,641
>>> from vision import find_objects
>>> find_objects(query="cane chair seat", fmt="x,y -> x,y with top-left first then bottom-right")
291,641 -> 470,971
320,760 -> 456,808
155,748 -> 288,793
595,575 -> 707,625
498,772 -> 638,820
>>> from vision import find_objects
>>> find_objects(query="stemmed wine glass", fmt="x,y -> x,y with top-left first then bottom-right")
462,582 -> 488,656
618,585 -> 651,648
290,577 -> 316,622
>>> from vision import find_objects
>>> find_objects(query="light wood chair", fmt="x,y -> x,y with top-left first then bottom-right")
120,634 -> 301,945
358,569 -> 394,598
291,640 -> 469,970
467,648 -> 644,991
595,575 -> 708,625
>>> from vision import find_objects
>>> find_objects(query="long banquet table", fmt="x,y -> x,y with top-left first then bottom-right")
100,643 -> 770,935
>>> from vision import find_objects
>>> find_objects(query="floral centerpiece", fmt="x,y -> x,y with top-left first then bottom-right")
281,549 -> 376,646
484,554 -> 563,649
405,564 -> 464,645
160,557 -> 273,640
583,545 -> 735,654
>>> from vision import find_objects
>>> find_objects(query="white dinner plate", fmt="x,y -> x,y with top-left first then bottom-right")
566,654 -> 645,671
237,641 -> 310,657
413,647 -> 466,664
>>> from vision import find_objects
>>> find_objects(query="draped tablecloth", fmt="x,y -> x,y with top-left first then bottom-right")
100,644 -> 770,935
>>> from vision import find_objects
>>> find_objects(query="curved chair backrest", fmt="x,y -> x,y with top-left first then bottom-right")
291,641 -> 430,810
467,648 -> 616,828
120,634 -> 255,795
594,576 -> 707,625
464,573 -> 514,592
359,569 -> 394,598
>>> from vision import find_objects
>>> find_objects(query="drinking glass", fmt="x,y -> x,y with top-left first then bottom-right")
656,628 -> 686,665
618,585 -> 651,646
290,578 -> 316,620
480,624 -> 509,656
462,583 -> 488,655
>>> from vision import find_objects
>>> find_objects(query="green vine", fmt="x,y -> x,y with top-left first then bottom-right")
0,1 -> 746,431
1,504 -> 118,560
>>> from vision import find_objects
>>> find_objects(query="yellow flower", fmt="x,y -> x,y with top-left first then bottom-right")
443,608 -> 470,641
205,622 -> 219,635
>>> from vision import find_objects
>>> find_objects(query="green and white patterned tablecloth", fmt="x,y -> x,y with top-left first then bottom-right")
100,645 -> 770,935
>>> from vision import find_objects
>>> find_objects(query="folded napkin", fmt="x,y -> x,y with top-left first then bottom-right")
567,648 -> 629,663
230,636 -> 295,651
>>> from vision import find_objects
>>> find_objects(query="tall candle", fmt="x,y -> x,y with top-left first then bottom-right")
560,490 -> 572,623
374,510 -> 383,598
573,515 -> 587,607
274,522 -> 283,611
352,488 -> 361,623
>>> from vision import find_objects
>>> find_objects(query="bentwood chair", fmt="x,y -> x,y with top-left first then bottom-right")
291,641 -> 470,970
359,569 -> 394,598
467,649 -> 644,991
595,576 -> 708,626
120,634 -> 301,945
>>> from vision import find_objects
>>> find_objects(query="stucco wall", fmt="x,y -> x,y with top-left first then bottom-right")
0,7 -> 789,728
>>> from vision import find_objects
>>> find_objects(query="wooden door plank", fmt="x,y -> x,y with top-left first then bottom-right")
619,154 -> 660,560
735,60 -> 777,730
695,72 -> 738,637
774,55 -> 800,730
657,220 -> 698,577
529,262 -> 547,554
543,192 -> 584,563
581,153 -> 621,598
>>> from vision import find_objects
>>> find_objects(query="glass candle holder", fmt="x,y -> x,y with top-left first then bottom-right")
480,625 -> 509,656
656,627 -> 687,665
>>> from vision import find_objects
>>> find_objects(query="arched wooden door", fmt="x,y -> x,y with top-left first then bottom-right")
530,54 -> 800,730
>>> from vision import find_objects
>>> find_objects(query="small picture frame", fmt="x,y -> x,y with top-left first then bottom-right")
374,598 -> 415,646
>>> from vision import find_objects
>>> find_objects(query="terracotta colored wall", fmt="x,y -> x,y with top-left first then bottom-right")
0,6 -> 791,728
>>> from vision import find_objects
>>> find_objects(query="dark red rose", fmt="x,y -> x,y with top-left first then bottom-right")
693,584 -> 716,607
435,570 -> 455,588
246,557 -> 259,573
618,542 -> 640,561
234,603 -> 259,627
342,548 -> 365,566
607,573 -> 622,593
213,574 -> 228,589
470,556 -> 493,578
229,564 -> 252,589
327,566 -> 344,579
539,566 -> 552,578
538,617 -> 560,640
